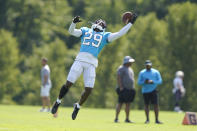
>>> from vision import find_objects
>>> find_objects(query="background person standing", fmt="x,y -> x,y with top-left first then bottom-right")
114,56 -> 136,123
173,71 -> 185,112
138,60 -> 162,124
40,58 -> 52,112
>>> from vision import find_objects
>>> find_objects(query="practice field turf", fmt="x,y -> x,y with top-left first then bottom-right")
0,105 -> 196,131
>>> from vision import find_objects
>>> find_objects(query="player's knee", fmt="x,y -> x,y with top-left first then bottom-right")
85,87 -> 93,94
64,81 -> 73,88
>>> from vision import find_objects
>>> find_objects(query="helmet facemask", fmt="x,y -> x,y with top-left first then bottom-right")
91,19 -> 107,32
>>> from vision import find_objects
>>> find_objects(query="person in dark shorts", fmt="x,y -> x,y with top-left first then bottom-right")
173,71 -> 185,112
114,56 -> 136,123
138,60 -> 163,124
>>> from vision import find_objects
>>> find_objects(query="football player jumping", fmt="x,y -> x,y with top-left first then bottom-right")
51,14 -> 137,120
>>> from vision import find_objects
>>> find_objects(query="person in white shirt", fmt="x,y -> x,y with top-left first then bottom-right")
173,71 -> 185,112
40,58 -> 52,112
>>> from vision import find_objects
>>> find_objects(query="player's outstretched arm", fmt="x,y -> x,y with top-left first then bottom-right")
68,16 -> 82,37
108,13 -> 138,42
108,23 -> 132,42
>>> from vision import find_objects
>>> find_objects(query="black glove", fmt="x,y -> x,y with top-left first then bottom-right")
73,16 -> 82,23
129,13 -> 138,24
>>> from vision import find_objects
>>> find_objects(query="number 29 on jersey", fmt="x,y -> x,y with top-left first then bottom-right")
82,32 -> 103,48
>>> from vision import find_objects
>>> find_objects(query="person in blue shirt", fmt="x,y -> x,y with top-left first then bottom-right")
138,60 -> 163,124
51,14 -> 138,120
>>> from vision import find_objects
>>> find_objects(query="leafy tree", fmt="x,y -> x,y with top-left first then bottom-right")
0,0 -> 72,54
0,30 -> 19,103
123,0 -> 196,18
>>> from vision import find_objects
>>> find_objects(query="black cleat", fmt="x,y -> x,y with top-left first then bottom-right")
125,119 -> 134,123
51,101 -> 61,114
114,118 -> 119,123
145,120 -> 150,124
72,104 -> 80,120
155,120 -> 163,124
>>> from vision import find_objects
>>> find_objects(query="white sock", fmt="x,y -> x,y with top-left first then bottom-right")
56,98 -> 61,104
75,103 -> 80,109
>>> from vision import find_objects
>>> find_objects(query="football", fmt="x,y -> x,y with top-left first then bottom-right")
122,12 -> 133,24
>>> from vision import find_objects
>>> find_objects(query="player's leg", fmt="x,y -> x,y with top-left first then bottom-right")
40,97 -> 46,112
143,93 -> 150,123
154,104 -> 160,123
40,86 -> 49,112
72,87 -> 93,120
79,87 -> 93,106
40,87 -> 45,111
154,104 -> 163,124
44,85 -> 51,112
79,63 -> 95,106
51,81 -> 73,114
115,103 -> 122,123
114,88 -> 123,123
58,81 -> 73,100
42,97 -> 45,109
144,104 -> 150,123
151,90 -> 162,124
115,88 -> 124,123
174,90 -> 181,112
51,61 -> 83,114
72,63 -> 96,120
125,89 -> 135,123
46,96 -> 51,112
125,103 -> 131,122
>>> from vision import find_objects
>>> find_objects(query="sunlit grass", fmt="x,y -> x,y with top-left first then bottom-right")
0,105 -> 196,131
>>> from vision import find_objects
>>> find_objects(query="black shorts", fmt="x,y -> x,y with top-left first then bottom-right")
175,90 -> 182,102
116,88 -> 136,103
143,90 -> 158,105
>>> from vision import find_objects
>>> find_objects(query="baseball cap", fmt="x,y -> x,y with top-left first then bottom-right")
42,57 -> 48,62
145,60 -> 152,66
176,71 -> 184,77
123,56 -> 135,64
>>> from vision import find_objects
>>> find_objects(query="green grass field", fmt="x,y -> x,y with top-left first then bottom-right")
0,105 -> 196,131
